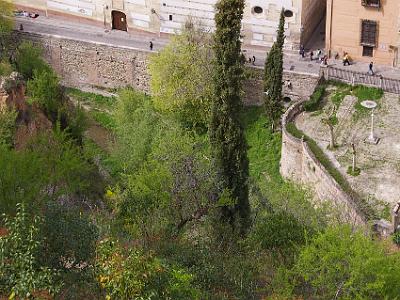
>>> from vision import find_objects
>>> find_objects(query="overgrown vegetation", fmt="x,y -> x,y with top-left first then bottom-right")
303,83 -> 326,111
1,7 -> 399,299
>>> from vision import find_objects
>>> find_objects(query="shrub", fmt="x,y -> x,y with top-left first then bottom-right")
0,106 -> 17,147
96,238 -> 201,299
39,203 -> 99,271
15,41 -> 50,79
0,203 -> 61,298
304,84 -> 326,112
0,60 -> 12,76
27,68 -> 63,121
393,231 -> 400,246
277,225 -> 400,299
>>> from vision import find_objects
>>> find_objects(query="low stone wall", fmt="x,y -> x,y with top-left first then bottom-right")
280,101 -> 368,226
14,31 -> 320,105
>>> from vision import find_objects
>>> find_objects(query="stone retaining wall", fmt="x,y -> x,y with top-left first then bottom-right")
14,31 -> 320,105
280,100 -> 367,226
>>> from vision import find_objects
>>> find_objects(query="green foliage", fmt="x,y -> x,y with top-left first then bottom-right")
210,0 -> 250,230
347,166 -> 361,176
149,23 -> 214,130
393,231 -> 400,246
156,238 -> 262,299
39,203 -> 99,271
285,122 -> 375,219
278,225 -> 400,299
66,88 -> 116,108
113,88 -> 159,173
0,60 -> 12,76
0,203 -> 61,298
303,84 -> 326,112
96,239 -> 201,300
91,110 -> 116,131
0,106 -> 17,147
27,68 -> 63,121
65,104 -> 88,144
15,42 -> 50,80
264,9 -> 285,127
248,211 -> 311,257
0,130 -> 93,215
353,85 -> 383,119
0,0 -> 13,54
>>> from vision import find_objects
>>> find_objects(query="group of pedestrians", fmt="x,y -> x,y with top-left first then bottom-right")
300,45 -> 327,65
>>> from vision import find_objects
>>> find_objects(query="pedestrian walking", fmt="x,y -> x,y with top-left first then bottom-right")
368,62 -> 374,75
316,48 -> 322,60
252,55 -> 256,65
343,53 -> 350,66
149,41 -> 153,51
19,24 -> 24,31
310,51 -> 314,61
299,44 -> 305,58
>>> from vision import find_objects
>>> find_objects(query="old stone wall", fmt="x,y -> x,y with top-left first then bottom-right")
280,100 -> 367,226
243,67 -> 320,105
14,32 -> 151,92
15,32 -> 319,104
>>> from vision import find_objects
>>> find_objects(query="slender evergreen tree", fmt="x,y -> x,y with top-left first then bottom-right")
210,0 -> 250,230
264,8 -> 285,130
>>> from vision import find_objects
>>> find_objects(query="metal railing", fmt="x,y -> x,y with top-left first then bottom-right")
320,66 -> 400,94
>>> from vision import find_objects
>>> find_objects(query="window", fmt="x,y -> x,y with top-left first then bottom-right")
363,46 -> 374,57
361,0 -> 380,8
252,6 -> 263,14
284,10 -> 293,17
169,14 -> 173,21
361,20 -> 378,46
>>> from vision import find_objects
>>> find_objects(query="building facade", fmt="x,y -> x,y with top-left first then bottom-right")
326,0 -> 400,66
14,0 -> 324,50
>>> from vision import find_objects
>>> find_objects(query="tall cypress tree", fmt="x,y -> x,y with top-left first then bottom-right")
210,0 -> 250,230
264,8 -> 285,130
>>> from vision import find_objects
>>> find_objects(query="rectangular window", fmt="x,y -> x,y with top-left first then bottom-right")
363,46 -> 374,57
361,20 -> 378,46
361,0 -> 380,8
169,15 -> 173,21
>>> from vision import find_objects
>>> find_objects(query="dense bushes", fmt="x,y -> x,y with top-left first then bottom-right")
303,84 -> 326,112
15,41 -> 50,80
0,204 -> 61,299
276,225 -> 400,299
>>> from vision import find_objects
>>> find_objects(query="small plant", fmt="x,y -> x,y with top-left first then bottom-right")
392,231 -> 400,246
347,165 -> 361,176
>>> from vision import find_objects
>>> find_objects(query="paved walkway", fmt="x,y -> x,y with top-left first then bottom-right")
14,14 -> 400,80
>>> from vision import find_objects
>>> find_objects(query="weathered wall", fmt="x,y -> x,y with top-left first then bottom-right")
15,32 -> 319,104
280,101 -> 367,226
15,32 -> 151,92
243,67 -> 320,105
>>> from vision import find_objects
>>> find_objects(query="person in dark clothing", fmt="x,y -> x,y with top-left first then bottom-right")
149,41 -> 153,51
252,55 -> 256,65
368,62 -> 374,75
310,51 -> 314,61
299,44 -> 305,58
19,24 -> 24,31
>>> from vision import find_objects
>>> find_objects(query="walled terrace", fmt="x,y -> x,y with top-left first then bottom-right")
290,83 -> 400,223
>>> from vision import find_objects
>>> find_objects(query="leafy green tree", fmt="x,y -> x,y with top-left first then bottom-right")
210,0 -> 250,230
96,238 -> 201,299
0,130 -> 92,215
0,203 -> 61,299
27,68 -> 63,121
0,0 -> 13,57
264,9 -> 285,129
15,41 -> 50,80
39,203 -> 99,271
0,106 -> 17,147
149,21 -> 214,130
278,225 -> 400,299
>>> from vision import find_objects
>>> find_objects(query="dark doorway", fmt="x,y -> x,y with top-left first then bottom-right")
112,11 -> 127,31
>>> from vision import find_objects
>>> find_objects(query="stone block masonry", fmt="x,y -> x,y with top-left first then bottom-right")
14,31 -> 320,105
14,32 -> 151,92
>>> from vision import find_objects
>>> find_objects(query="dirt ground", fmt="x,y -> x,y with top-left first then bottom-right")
295,85 -> 400,218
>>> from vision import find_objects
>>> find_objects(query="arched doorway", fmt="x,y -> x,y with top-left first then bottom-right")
112,11 -> 127,31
